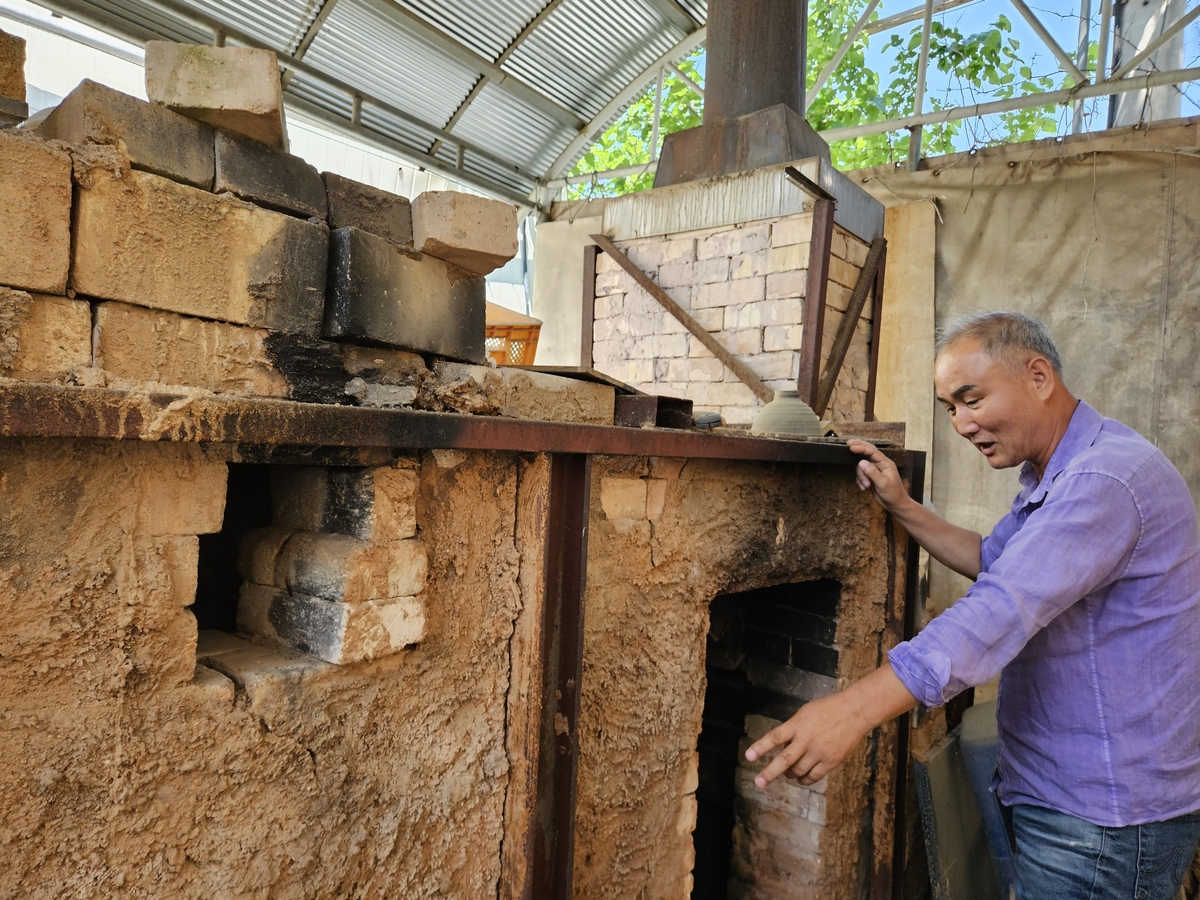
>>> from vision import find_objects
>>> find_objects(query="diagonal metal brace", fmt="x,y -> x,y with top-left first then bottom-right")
590,234 -> 774,404
814,237 -> 888,418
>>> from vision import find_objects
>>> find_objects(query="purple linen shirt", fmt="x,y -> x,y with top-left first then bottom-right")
889,400 -> 1200,827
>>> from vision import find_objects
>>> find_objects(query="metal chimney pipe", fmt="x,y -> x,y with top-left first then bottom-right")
704,0 -> 808,123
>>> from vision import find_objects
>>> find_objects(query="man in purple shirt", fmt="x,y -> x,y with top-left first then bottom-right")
747,312 -> 1200,898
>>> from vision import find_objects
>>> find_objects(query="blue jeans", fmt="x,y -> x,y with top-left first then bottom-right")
1010,804 -> 1200,900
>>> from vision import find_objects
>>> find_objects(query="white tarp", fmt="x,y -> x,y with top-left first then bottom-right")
858,131 -> 1200,610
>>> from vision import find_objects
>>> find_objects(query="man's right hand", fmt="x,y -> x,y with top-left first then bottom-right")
847,440 -> 911,514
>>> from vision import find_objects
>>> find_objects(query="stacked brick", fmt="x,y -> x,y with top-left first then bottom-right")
0,42 -> 534,412
732,714 -> 828,899
0,28 -> 25,126
592,215 -> 873,426
237,464 -> 427,664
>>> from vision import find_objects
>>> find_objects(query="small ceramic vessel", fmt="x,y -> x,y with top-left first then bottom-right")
750,390 -> 822,438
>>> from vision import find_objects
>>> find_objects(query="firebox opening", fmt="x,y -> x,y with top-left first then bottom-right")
194,463 -> 274,633
692,579 -> 841,900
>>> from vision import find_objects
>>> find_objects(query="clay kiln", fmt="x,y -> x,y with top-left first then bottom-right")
0,21 -> 921,900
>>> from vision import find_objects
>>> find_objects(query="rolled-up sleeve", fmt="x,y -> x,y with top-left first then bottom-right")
888,472 -> 1142,708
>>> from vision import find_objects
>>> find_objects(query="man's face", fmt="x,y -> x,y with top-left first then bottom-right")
934,338 -> 1048,469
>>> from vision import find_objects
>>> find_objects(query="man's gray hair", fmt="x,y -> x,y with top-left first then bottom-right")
935,311 -> 1064,376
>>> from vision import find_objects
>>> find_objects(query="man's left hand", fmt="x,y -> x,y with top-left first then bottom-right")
744,692 -> 872,787
745,662 -> 919,789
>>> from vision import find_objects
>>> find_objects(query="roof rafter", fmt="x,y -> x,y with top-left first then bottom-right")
541,27 -> 707,186
642,0 -> 702,32
376,0 -> 584,129
280,0 -> 341,88
429,0 -> 568,158
37,0 -> 544,192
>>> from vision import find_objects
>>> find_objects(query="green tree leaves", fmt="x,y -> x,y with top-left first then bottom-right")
566,0 -> 1069,197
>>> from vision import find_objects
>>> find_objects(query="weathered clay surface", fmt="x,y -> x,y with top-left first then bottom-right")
0,27 -> 25,101
573,455 -> 901,899
0,131 -> 72,295
433,360 -> 616,424
94,300 -> 291,397
145,41 -> 285,147
0,289 -> 91,379
71,156 -> 328,334
0,439 -> 533,898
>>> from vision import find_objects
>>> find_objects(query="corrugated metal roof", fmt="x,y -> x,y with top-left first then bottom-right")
47,0 -> 708,204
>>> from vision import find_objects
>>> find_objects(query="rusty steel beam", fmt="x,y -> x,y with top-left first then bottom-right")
865,245 -> 887,422
798,198 -> 836,407
530,453 -> 591,900
891,450 -> 927,900
0,383 -> 901,467
590,234 -> 774,404
814,237 -> 887,418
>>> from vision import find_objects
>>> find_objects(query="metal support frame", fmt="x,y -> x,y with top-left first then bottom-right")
529,453 -> 591,900
430,0 -> 569,160
907,0 -> 934,172
821,64 -> 1200,143
1110,3 -> 1200,80
667,62 -> 704,98
542,27 -> 707,185
807,0 -> 883,111
798,199 -> 837,407
1009,0 -> 1089,85
1072,0 -> 1091,131
864,246 -> 887,422
649,69 -> 665,162
280,0 -> 341,87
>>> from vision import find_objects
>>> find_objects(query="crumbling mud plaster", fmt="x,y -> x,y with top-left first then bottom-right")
574,456 -> 902,900
0,438 -> 541,899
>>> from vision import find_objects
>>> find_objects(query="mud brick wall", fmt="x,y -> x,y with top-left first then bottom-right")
0,440 -> 549,897
574,455 -> 907,899
592,215 -> 874,425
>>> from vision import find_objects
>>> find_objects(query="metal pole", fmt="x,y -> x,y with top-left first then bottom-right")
1098,0 -> 1113,80
649,68 -> 664,163
1073,0 -> 1091,132
807,0 -> 883,111
667,62 -> 704,98
907,0 -> 934,171
819,64 -> 1200,142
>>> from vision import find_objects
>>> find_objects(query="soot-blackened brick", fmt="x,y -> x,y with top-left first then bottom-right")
772,607 -> 837,646
791,640 -> 839,678
40,80 -> 215,189
214,129 -> 328,219
324,226 -> 486,363
322,172 -> 413,247
744,626 -> 791,667
780,578 -> 841,617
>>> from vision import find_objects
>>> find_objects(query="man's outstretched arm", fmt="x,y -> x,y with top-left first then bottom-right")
848,440 -> 984,579
745,663 -> 918,787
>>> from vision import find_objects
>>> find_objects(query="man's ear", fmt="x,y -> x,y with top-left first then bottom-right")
1027,356 -> 1054,394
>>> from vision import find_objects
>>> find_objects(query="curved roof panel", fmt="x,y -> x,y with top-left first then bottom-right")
41,0 -> 708,204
